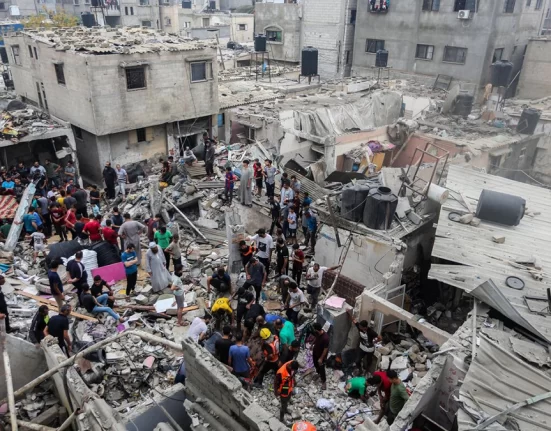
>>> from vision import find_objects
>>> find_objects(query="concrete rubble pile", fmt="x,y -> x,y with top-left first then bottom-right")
0,107 -> 65,143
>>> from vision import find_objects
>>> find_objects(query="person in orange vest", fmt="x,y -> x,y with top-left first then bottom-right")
274,360 -> 299,422
253,328 -> 280,388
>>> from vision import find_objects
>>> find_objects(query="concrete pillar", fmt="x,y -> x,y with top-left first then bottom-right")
225,209 -> 245,274
224,112 -> 232,144
149,175 -> 162,217
4,182 -> 36,251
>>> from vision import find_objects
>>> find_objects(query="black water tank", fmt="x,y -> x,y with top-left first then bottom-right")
209,0 -> 216,9
491,60 -> 514,87
375,49 -> 388,68
301,46 -> 318,76
453,93 -> 474,118
516,108 -> 541,135
363,186 -> 398,230
182,0 -> 192,8
341,183 -> 371,222
81,12 -> 96,28
254,34 -> 266,52
476,189 -> 525,226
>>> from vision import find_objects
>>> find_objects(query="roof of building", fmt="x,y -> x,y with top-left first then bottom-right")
218,81 -> 283,109
13,26 -> 216,55
429,165 -> 551,342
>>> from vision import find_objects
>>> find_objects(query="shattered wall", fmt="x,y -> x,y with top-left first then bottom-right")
517,39 -> 551,99
0,335 -> 47,400
181,337 -> 288,431
110,125 -> 168,167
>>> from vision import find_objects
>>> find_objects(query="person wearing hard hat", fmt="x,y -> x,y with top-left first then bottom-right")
253,328 -> 280,388
292,421 -> 316,431
274,360 -> 299,422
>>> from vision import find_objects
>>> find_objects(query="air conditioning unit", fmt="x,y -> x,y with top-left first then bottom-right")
458,10 -> 470,19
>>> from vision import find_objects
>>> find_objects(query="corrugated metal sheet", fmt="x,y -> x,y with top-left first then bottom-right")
283,168 -> 331,202
431,165 -> 551,342
458,332 -> 551,431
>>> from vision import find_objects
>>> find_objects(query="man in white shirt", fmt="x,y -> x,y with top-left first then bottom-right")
306,263 -> 341,309
280,182 -> 294,205
187,313 -> 212,343
284,282 -> 306,324
247,228 -> 275,273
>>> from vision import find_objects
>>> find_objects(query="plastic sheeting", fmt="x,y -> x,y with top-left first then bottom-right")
293,90 -> 402,138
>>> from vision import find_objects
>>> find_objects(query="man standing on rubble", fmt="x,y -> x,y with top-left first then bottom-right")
29,305 -> 49,346
103,162 -> 117,200
312,322 -> 329,391
48,261 -> 65,310
73,185 -> 89,218
284,282 -> 307,325
248,228 -> 274,274
147,213 -> 161,243
119,213 -> 146,265
44,304 -> 72,356
385,370 -> 410,425
306,263 -> 341,309
44,159 -> 62,188
274,360 -> 299,422
67,251 -> 87,306
239,159 -> 253,207
146,242 -> 172,293
263,159 -> 278,200
115,164 -> 128,200
205,140 -> 216,178
0,274 -> 11,333
244,256 -> 267,303
347,310 -> 380,373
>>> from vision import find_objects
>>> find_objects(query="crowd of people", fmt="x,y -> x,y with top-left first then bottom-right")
0,143 -> 409,427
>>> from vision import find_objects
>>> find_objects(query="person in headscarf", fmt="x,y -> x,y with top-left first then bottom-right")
238,159 -> 253,207
145,242 -> 172,293
118,213 -> 146,265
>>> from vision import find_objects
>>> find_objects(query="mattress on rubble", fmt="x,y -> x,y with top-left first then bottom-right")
0,195 -> 18,220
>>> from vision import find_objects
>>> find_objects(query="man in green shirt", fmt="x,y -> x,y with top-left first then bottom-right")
154,226 -> 173,270
44,159 -> 62,188
346,376 -> 367,401
386,370 -> 409,425
274,318 -> 295,346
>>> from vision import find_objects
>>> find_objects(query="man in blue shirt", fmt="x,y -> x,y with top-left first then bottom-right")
121,243 -> 139,297
305,210 -> 318,252
229,332 -> 253,381
1,176 -> 14,190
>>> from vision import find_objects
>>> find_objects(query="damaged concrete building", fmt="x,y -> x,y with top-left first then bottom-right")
4,26 -> 220,185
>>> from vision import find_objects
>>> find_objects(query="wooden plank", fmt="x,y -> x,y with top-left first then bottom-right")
14,290 -> 98,322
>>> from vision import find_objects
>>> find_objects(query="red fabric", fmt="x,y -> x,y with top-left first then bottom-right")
374,371 -> 392,399
102,227 -> 118,245
0,195 -> 18,220
84,220 -> 102,241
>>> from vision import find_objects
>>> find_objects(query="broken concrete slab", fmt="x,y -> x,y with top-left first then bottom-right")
492,234 -> 505,244
390,356 -> 409,370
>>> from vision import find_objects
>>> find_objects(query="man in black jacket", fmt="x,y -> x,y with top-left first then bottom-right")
29,305 -> 49,346
66,251 -> 87,306
102,162 -> 117,200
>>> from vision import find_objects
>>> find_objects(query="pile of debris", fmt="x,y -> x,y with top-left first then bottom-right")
0,107 -> 65,143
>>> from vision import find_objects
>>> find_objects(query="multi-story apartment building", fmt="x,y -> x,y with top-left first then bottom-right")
352,0 -> 549,87
4,27 -> 220,184
254,0 -> 358,78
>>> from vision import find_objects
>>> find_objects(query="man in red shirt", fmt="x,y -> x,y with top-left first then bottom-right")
102,219 -> 118,246
368,370 -> 392,424
64,206 -> 77,240
84,215 -> 102,243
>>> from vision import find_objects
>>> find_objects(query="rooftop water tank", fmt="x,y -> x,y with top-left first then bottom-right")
301,46 -> 319,76
516,108 -> 541,135
476,189 -> 525,226
363,186 -> 398,230
254,34 -> 266,52
341,183 -> 372,222
375,49 -> 388,68
491,60 -> 513,88
452,93 -> 474,118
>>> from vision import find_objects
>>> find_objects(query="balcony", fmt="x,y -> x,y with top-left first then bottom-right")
369,0 -> 389,13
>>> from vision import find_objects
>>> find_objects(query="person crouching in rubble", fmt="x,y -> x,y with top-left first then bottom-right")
211,296 -> 234,329
253,328 -> 280,388
207,266 -> 232,296
346,375 -> 369,401
182,146 -> 197,166
188,312 -> 212,343
274,360 -> 299,423
80,284 -> 126,325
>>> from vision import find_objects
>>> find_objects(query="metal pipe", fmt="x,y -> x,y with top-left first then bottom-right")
15,420 -> 55,431
57,408 -> 79,431
162,194 -> 208,242
472,299 -> 477,360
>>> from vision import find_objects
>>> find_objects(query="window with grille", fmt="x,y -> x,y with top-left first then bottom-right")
139,0 -> 149,5
443,46 -> 467,64
422,0 -> 440,11
454,0 -> 477,12
55,64 -> 66,85
366,39 -> 384,53
266,27 -> 282,42
190,62 -> 212,82
416,44 -> 434,60
142,20 -> 152,27
125,67 -> 146,90
350,9 -> 356,23
543,7 -> 551,34
137,128 -> 147,142
238,24 -> 247,30
11,45 -> 20,65
504,0 -> 516,12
